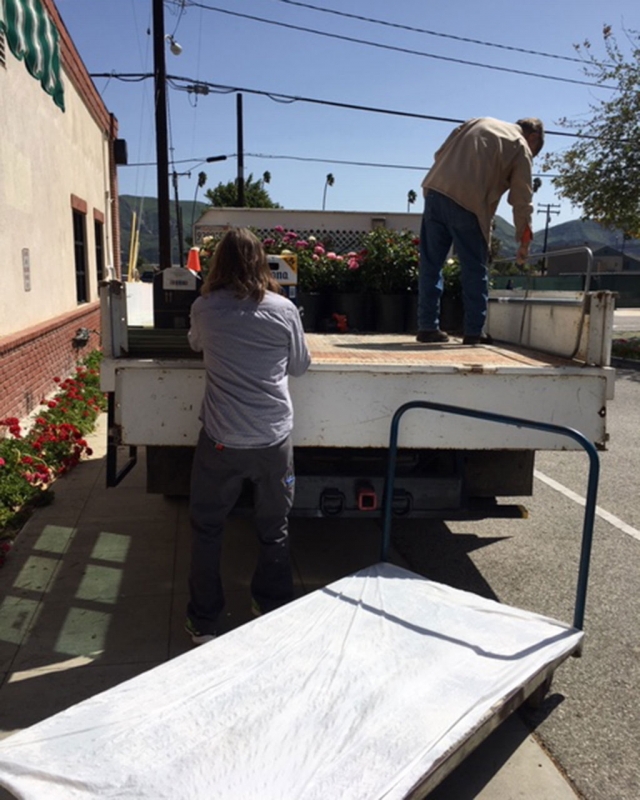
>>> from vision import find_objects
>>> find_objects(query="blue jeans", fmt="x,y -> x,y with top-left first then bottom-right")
187,429 -> 295,634
418,191 -> 489,336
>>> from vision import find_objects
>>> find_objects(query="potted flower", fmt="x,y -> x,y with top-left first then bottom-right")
329,248 -> 370,331
360,228 -> 418,332
440,257 -> 464,333
262,228 -> 335,331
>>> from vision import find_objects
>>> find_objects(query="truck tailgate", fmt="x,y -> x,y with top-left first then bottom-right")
103,334 -> 613,450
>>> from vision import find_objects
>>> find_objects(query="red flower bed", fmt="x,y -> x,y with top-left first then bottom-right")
0,351 -> 106,533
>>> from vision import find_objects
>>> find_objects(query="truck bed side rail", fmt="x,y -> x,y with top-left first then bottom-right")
488,247 -> 615,365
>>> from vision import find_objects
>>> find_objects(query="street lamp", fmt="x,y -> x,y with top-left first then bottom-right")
322,173 -> 334,211
172,156 -> 228,266
165,34 -> 182,56
189,155 -> 228,234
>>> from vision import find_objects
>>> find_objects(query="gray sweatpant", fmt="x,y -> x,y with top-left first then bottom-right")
187,428 -> 295,634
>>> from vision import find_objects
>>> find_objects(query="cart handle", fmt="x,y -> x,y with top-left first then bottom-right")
381,401 -> 599,631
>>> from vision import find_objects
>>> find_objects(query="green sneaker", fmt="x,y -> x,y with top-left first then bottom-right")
185,618 -> 216,645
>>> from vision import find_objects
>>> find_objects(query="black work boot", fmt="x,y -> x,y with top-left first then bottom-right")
462,333 -> 493,345
416,329 -> 449,343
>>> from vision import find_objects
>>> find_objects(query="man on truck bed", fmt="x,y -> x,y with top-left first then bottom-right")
185,228 -> 311,644
416,116 -> 544,345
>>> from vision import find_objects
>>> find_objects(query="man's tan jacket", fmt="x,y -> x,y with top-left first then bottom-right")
421,117 -> 534,245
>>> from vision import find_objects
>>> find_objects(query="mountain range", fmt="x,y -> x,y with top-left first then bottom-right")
119,194 -> 640,267
493,216 -> 640,260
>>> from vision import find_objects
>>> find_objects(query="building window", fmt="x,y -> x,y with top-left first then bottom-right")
95,219 -> 105,283
73,210 -> 89,303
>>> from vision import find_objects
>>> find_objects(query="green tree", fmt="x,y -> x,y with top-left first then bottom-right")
544,25 -> 640,236
205,173 -> 281,208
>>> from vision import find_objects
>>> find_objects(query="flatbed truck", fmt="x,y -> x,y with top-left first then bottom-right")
99,274 -> 615,521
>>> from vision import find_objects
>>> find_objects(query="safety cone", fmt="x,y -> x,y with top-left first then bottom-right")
187,246 -> 201,273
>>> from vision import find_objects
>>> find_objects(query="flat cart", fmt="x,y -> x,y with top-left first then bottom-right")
0,404 -> 598,800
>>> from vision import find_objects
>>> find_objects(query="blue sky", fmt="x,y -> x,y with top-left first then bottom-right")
57,0 -> 636,235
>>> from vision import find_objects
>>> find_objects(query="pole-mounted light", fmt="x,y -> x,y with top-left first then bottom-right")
165,34 -> 182,56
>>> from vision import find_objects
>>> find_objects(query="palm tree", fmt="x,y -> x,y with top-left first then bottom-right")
407,189 -> 417,212
322,173 -> 335,211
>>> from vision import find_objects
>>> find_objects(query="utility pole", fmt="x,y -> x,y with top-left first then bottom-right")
152,0 -> 171,270
236,93 -> 244,207
537,203 -> 560,275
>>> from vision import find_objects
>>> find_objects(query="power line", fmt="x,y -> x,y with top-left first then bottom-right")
248,153 -> 429,170
90,71 -> 603,140
167,75 -> 601,140
248,152 -> 558,179
185,2 -> 615,89
122,150 -> 558,179
271,0 -> 591,65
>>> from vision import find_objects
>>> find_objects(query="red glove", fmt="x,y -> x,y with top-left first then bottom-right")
517,226 -> 533,265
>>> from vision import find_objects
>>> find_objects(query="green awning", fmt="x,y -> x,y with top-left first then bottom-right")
0,0 -> 64,110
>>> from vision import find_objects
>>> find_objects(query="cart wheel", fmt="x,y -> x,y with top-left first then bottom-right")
524,675 -> 553,709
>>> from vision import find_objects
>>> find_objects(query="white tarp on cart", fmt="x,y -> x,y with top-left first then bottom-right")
0,563 -> 583,800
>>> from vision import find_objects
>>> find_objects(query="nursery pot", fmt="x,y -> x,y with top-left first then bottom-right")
332,291 -> 372,332
374,293 -> 407,333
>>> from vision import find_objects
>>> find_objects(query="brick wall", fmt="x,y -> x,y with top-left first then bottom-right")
0,303 -> 101,421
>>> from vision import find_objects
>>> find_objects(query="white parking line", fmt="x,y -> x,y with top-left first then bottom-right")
535,470 -> 640,543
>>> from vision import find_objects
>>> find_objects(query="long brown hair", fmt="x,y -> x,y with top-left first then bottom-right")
201,228 -> 281,301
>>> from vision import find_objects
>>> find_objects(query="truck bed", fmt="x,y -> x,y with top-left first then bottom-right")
306,332 -> 571,369
125,328 -> 571,368
100,288 -> 616,509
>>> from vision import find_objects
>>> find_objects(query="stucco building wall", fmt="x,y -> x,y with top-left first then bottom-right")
0,0 -> 119,419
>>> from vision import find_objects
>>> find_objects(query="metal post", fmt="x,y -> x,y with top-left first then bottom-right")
172,170 -> 185,268
236,93 -> 244,207
152,0 -> 171,270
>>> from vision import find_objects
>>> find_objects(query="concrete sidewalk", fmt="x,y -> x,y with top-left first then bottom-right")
0,416 -> 579,799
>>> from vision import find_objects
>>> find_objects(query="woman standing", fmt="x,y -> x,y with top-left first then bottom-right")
185,228 -> 311,644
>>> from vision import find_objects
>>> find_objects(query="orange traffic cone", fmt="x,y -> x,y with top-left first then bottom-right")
187,246 -> 201,272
